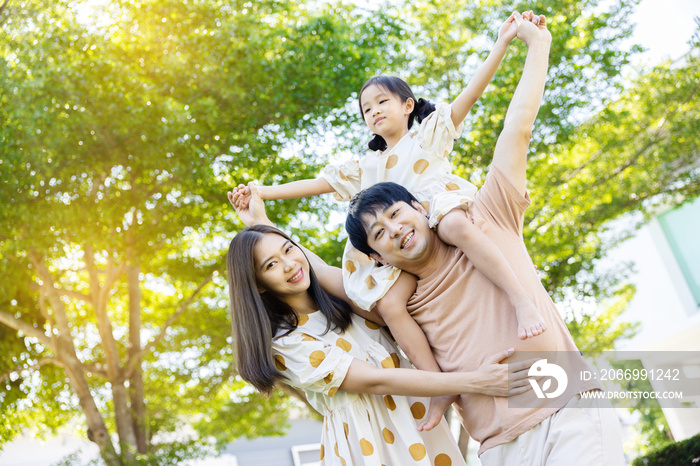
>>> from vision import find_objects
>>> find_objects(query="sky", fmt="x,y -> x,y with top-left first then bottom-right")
630,0 -> 699,65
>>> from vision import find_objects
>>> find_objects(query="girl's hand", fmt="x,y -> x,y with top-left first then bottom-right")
498,13 -> 518,45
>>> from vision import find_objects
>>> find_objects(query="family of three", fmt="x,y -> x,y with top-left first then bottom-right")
226,10 -> 625,466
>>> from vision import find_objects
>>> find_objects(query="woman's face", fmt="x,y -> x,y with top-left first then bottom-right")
253,233 -> 311,300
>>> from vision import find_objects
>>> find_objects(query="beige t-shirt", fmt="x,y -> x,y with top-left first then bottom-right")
406,166 -> 600,455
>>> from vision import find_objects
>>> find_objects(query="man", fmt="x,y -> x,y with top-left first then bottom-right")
344,12 -> 625,466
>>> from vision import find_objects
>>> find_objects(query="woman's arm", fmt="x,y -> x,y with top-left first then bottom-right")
339,348 -> 531,398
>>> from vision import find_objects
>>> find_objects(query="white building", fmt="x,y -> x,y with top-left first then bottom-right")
612,196 -> 700,440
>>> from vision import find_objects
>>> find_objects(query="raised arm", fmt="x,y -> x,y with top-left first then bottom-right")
449,13 -> 519,127
491,12 -> 552,195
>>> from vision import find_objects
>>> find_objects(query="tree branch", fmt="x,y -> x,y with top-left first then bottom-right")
124,273 -> 214,378
82,363 -> 109,379
0,0 -> 9,19
0,357 -> 64,385
0,309 -> 55,350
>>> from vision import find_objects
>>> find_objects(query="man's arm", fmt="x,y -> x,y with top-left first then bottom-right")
491,13 -> 551,196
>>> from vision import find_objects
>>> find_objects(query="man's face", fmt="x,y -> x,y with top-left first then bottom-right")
362,200 -> 432,270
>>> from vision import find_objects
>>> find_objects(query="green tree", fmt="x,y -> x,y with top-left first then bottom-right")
0,0 -> 400,463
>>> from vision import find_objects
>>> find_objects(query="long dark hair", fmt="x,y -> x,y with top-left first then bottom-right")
226,224 -> 352,394
358,75 -> 436,152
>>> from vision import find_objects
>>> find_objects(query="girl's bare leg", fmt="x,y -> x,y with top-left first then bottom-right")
437,209 -> 546,339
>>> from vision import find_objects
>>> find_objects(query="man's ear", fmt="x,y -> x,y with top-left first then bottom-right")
370,252 -> 388,266
411,199 -> 428,216
404,97 -> 415,115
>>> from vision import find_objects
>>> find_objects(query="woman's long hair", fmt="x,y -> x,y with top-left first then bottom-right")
226,224 -> 352,394
358,75 -> 436,152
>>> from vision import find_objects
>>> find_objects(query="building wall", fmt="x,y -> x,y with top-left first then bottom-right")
609,198 -> 700,440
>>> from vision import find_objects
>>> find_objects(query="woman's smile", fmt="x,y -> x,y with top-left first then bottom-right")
287,267 -> 304,283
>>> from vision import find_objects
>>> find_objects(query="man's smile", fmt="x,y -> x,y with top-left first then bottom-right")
400,230 -> 415,249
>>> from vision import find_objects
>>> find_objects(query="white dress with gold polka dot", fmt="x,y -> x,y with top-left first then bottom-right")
320,103 -> 478,310
271,311 -> 465,466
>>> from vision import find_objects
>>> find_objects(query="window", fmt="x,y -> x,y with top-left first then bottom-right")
291,443 -> 322,466
658,196 -> 700,309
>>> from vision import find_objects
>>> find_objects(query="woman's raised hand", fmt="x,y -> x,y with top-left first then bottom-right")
227,183 -> 272,227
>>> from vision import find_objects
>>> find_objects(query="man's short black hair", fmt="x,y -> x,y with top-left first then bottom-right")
346,182 -> 420,256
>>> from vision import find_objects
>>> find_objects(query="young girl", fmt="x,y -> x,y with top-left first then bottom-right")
233,13 -> 547,377
226,189 -> 532,465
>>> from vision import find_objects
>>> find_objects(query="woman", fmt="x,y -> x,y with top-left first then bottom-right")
226,186 -> 530,465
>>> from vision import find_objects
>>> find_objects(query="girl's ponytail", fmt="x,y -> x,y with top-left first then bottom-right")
368,134 -> 388,152
410,97 -> 436,128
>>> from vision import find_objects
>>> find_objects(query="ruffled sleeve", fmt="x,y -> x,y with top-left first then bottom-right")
417,102 -> 464,158
319,159 -> 362,202
272,333 -> 354,397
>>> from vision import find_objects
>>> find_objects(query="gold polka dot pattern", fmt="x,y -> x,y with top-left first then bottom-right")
336,338 -> 352,352
409,443 -> 427,460
360,438 -> 374,456
410,402 -> 426,419
345,260 -> 356,274
382,428 -> 395,444
384,395 -> 396,411
365,320 -> 380,330
435,453 -> 453,466
413,159 -> 429,174
309,350 -> 325,368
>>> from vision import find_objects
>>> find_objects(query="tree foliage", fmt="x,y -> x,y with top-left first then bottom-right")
0,0 -> 399,463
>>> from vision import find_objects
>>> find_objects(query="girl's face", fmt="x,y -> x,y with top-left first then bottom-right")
253,233 -> 311,301
360,84 -> 413,137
